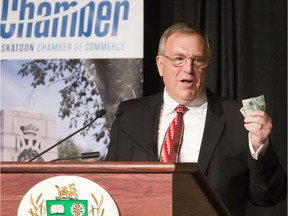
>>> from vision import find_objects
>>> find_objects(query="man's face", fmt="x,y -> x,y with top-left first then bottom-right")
156,33 -> 209,105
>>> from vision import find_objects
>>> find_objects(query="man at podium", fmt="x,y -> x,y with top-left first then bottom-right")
105,23 -> 287,215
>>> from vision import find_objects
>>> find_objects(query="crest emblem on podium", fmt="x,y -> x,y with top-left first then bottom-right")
18,176 -> 119,216
45,183 -> 88,216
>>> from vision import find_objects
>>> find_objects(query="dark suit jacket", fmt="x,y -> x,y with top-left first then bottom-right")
106,89 -> 287,215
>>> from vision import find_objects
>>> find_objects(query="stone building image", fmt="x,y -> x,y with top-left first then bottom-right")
0,109 -> 57,161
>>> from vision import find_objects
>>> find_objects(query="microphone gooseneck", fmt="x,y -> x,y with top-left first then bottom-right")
28,109 -> 105,162
50,151 -> 100,162
115,110 -> 123,161
117,125 -> 155,157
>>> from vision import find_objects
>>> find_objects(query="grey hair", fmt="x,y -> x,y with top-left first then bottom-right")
158,23 -> 210,57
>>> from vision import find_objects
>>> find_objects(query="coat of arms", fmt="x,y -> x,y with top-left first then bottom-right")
18,176 -> 119,216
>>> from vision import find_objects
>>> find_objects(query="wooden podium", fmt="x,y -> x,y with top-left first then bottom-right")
1,162 -> 230,216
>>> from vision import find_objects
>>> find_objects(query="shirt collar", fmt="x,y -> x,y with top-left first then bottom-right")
162,88 -> 208,116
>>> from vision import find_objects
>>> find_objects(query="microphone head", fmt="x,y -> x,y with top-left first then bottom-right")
116,110 -> 123,117
96,109 -> 106,118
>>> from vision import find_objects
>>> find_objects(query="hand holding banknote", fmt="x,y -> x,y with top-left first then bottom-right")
241,95 -> 272,151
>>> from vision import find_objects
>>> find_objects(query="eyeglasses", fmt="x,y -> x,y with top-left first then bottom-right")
159,54 -> 209,69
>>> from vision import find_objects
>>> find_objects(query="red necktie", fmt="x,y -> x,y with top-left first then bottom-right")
160,105 -> 188,162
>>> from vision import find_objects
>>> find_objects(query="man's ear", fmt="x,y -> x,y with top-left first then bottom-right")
156,55 -> 163,77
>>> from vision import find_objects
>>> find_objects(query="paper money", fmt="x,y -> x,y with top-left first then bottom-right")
240,95 -> 265,117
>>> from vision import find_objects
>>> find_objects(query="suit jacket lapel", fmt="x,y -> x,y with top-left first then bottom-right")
197,90 -> 226,173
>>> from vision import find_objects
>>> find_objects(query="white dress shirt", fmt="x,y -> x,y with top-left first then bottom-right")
158,89 -> 208,162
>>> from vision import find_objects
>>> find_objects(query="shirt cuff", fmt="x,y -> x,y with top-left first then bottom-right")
248,133 -> 269,160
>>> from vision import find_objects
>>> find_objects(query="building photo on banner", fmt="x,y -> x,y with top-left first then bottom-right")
0,0 -> 144,162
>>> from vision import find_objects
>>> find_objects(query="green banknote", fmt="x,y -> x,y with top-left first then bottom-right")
240,95 -> 265,117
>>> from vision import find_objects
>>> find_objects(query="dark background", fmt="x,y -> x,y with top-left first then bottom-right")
143,0 -> 287,215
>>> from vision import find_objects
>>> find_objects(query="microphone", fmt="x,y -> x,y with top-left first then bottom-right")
28,109 -> 106,162
49,151 -> 100,162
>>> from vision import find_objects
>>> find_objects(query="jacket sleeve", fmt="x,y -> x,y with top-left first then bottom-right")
247,142 -> 287,206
